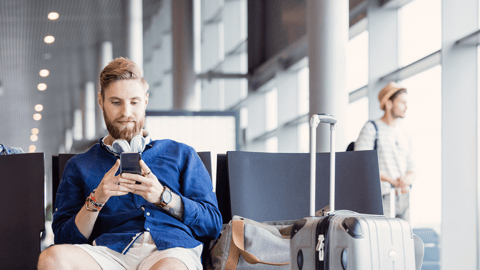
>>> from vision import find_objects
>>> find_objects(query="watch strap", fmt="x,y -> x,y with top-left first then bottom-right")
157,186 -> 171,208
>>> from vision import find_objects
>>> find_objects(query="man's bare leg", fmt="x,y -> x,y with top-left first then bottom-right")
149,257 -> 188,270
37,245 -> 102,270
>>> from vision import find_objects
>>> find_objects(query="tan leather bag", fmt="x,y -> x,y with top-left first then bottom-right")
208,216 -> 293,270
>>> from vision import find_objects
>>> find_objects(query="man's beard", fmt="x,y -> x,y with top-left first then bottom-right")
391,108 -> 405,119
104,111 -> 145,141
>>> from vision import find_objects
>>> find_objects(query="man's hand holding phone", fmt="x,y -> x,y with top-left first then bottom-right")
95,155 -> 164,206
120,153 -> 142,176
94,159 -> 138,205
120,159 -> 165,206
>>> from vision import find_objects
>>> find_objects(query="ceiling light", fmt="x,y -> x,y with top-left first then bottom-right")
35,104 -> 44,112
44,35 -> 55,44
39,69 -> 50,77
33,113 -> 42,121
37,83 -> 47,91
31,128 -> 39,135
48,12 -> 59,20
29,145 -> 36,152
30,135 -> 38,142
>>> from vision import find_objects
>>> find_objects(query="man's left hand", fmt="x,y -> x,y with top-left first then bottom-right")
396,171 -> 416,189
120,160 -> 163,205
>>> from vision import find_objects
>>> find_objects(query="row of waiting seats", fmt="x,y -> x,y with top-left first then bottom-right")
0,150 -> 439,269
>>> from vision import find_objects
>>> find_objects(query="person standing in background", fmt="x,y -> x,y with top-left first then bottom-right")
354,81 -> 416,221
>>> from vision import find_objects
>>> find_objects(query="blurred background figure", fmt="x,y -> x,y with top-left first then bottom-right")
354,82 -> 415,221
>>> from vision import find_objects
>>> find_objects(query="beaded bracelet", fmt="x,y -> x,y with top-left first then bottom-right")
85,198 -> 100,212
85,189 -> 104,212
90,189 -> 105,209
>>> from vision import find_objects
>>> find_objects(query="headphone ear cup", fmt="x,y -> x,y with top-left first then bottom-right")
112,139 -> 131,154
130,135 -> 146,153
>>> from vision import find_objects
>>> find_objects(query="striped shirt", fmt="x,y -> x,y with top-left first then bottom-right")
354,119 -> 415,195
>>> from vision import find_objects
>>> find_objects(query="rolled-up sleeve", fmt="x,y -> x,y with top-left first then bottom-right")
179,148 -> 222,240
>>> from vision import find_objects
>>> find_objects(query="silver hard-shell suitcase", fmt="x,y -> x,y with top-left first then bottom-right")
289,114 -> 424,270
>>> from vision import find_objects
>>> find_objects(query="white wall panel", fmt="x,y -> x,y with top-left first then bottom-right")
441,0 -> 478,268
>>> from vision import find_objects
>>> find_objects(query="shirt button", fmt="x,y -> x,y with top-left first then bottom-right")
146,212 -> 151,216
146,228 -> 150,231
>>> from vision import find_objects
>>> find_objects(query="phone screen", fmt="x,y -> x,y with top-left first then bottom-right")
120,153 -> 142,175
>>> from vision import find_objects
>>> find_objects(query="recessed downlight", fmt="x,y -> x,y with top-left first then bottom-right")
37,83 -> 47,91
44,35 -> 55,44
30,135 -> 38,142
29,145 -> 36,152
33,113 -> 42,121
31,128 -> 39,135
48,12 -> 59,20
35,104 -> 44,112
39,69 -> 50,77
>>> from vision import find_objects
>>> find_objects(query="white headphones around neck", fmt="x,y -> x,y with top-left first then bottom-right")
106,135 -> 148,155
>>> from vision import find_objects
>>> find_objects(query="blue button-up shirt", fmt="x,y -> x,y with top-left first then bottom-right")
52,139 -> 222,254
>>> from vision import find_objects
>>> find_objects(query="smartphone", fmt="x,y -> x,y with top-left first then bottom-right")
120,152 -> 142,176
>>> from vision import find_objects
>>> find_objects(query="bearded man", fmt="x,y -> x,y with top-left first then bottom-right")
37,57 -> 221,270
354,81 -> 416,221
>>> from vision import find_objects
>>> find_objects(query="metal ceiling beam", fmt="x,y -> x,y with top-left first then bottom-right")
379,50 -> 441,82
380,0 -> 414,8
456,29 -> 480,46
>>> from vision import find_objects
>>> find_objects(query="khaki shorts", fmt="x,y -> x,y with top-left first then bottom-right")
75,232 -> 203,270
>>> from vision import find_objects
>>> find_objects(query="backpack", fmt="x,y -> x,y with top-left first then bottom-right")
346,120 -> 378,151
0,144 -> 25,155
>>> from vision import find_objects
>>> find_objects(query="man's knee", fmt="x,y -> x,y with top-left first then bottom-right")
38,244 -> 99,270
38,245 -> 66,269
150,257 -> 189,270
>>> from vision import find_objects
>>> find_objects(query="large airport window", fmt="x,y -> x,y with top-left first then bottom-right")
265,136 -> 279,153
347,31 -> 369,92
398,0 -> 441,67
298,66 -> 309,116
297,121 -> 309,153
265,88 -> 278,132
399,65 -> 442,233
346,97 -> 369,148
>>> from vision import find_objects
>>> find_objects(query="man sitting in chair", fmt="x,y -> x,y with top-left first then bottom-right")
38,57 -> 222,270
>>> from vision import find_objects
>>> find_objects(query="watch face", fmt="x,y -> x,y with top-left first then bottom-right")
162,189 -> 172,204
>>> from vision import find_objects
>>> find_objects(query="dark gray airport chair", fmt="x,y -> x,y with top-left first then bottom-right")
197,151 -> 212,179
215,154 -> 232,224
52,154 -> 76,210
217,150 -> 383,223
0,153 -> 45,270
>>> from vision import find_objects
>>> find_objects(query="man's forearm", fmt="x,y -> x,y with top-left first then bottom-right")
162,193 -> 184,222
74,201 -> 100,240
380,172 -> 395,186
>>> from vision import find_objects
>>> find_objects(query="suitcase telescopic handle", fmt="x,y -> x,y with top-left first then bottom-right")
310,114 -> 337,216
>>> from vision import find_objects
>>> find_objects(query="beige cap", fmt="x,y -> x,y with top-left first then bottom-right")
378,82 -> 406,110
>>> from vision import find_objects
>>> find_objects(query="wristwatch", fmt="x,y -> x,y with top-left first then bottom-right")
157,186 -> 172,208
